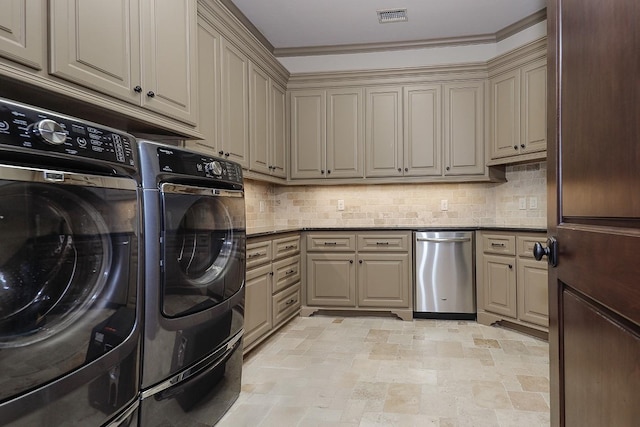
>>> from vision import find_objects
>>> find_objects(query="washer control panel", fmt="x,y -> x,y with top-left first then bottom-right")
157,146 -> 243,185
0,98 -> 136,167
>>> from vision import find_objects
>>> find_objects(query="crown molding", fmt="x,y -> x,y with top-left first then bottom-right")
220,2 -> 546,58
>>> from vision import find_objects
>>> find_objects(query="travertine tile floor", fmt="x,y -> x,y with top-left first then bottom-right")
218,315 -> 550,427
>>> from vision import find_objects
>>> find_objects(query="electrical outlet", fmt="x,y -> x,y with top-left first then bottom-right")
519,197 -> 527,210
259,201 -> 265,213
337,199 -> 345,211
529,196 -> 538,209
440,199 -> 448,211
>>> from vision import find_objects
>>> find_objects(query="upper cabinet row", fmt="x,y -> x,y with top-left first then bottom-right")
0,0 -> 199,133
290,81 -> 486,181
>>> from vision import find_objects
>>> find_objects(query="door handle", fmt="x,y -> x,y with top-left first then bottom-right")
533,237 -> 558,267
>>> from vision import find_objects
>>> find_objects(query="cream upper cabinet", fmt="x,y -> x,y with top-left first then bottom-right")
290,89 -> 325,179
365,86 -> 403,177
220,38 -> 249,167
489,57 -> 547,164
0,0 -> 45,70
249,63 -> 270,174
403,85 -> 442,176
50,0 -> 197,125
326,88 -> 364,178
443,81 -> 485,175
270,81 -> 287,178
183,15 -> 221,155
291,88 -> 363,179
249,63 -> 287,178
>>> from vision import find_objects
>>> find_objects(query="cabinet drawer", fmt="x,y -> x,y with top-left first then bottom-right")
357,233 -> 409,251
246,240 -> 272,268
272,255 -> 301,294
482,234 -> 516,255
306,233 -> 356,251
273,235 -> 300,260
517,235 -> 545,258
272,282 -> 301,326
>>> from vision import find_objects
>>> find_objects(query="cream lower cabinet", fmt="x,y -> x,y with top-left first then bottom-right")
244,233 -> 301,353
476,231 -> 548,333
301,231 -> 412,321
49,0 -> 197,124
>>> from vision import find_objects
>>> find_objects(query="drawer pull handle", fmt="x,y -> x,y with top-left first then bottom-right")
248,252 -> 264,259
285,269 -> 296,275
323,242 -> 338,246
376,242 -> 390,245
491,243 -> 506,247
285,299 -> 296,306
284,245 -> 297,250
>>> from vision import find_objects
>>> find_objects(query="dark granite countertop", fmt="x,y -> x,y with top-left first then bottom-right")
247,226 -> 547,238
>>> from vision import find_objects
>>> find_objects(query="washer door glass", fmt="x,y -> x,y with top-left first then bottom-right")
0,183 -> 112,347
162,192 -> 243,317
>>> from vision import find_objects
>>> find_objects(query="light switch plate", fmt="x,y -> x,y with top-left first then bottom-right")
440,199 -> 448,211
529,196 -> 538,209
519,197 -> 527,210
337,199 -> 345,211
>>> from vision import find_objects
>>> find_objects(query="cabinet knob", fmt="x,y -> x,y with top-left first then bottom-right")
520,144 -> 526,149
508,264 -> 513,269
398,168 -> 402,173
405,167 -> 408,172
133,85 -> 142,93
350,260 -> 354,264
446,166 -> 450,171
327,170 -> 331,174
218,150 -> 224,156
320,169 -> 325,174
359,260 -> 363,264
224,152 -> 230,157
147,91 -> 155,98
270,271 -> 274,276
513,145 -> 518,150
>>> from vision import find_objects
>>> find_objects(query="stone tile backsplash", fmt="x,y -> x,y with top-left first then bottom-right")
245,162 -> 547,232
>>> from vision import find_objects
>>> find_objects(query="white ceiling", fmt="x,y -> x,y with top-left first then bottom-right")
228,0 -> 547,50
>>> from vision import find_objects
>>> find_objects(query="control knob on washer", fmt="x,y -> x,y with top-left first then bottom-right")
31,119 -> 67,145
204,160 -> 223,176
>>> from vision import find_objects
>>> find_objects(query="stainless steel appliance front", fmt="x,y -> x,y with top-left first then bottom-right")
414,231 -> 476,318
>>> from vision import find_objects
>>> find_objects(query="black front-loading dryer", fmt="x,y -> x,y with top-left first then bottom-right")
0,98 -> 141,426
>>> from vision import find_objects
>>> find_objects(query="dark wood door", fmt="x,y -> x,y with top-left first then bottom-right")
547,0 -> 640,425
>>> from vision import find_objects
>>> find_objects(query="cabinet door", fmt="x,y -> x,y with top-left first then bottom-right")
357,253 -> 410,308
220,39 -> 249,167
306,253 -> 356,307
326,88 -> 364,178
520,59 -> 547,154
184,16 -> 220,155
290,90 -> 326,179
483,254 -> 517,318
490,69 -> 521,159
249,63 -> 271,175
517,258 -> 549,327
443,82 -> 485,175
140,0 -> 197,124
270,82 -> 287,178
244,264 -> 272,348
403,85 -> 442,176
0,0 -> 44,69
365,87 -> 403,177
50,0 -> 140,103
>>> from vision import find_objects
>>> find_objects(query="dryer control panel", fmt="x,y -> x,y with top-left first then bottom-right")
0,98 -> 136,167
156,146 -> 243,186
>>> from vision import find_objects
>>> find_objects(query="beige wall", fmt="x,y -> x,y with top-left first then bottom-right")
245,162 -> 546,232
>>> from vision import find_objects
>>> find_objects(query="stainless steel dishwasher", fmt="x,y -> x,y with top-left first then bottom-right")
414,231 -> 476,319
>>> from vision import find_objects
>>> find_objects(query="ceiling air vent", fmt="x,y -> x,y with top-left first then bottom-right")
377,8 -> 408,24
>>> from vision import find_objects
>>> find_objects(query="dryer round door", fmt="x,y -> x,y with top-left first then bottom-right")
0,183 -> 112,347
161,188 -> 245,317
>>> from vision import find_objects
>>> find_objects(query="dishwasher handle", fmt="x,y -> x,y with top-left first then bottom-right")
416,237 -> 471,243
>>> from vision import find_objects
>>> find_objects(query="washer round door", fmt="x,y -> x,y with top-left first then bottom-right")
161,187 -> 245,317
0,183 -> 112,347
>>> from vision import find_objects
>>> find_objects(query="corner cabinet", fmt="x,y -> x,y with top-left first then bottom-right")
488,41 -> 547,165
301,231 -> 412,321
290,88 -> 364,179
476,230 -> 549,334
49,0 -> 198,125
244,233 -> 301,353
